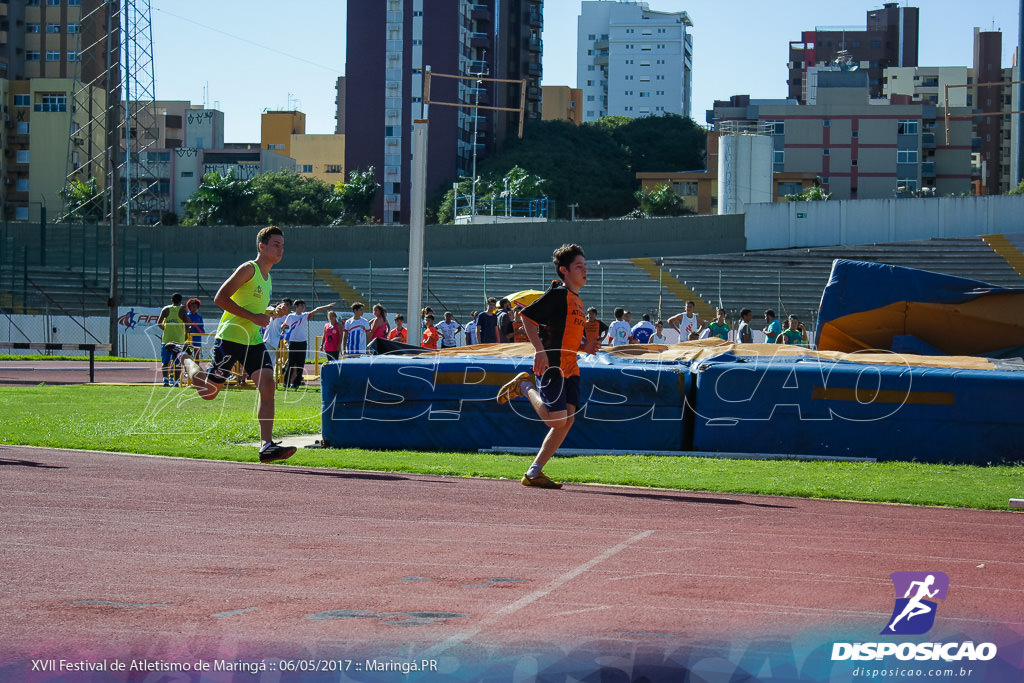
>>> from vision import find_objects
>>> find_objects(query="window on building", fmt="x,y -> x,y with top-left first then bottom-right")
823,149 -> 830,156
27,0 -> 40,5
897,150 -> 918,164
26,51 -> 41,61
46,23 -> 61,33
326,165 -> 342,173
69,0 -> 81,4
766,120 -> 785,135
26,23 -> 40,33
588,34 -> 596,40
301,164 -> 313,173
773,150 -> 785,165
15,207 -> 29,221
46,51 -> 61,61
897,178 -> 918,193
16,178 -> 30,192
639,91 -> 650,97
778,181 -> 802,196
17,150 -> 30,163
823,119 -> 830,127
14,94 -> 30,107
67,51 -> 80,61
17,121 -> 29,134
898,120 -> 919,135
34,93 -> 67,112
181,171 -> 194,178
47,0 -> 61,5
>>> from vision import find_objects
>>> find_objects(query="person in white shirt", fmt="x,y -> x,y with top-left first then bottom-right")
606,307 -> 632,346
667,300 -> 705,339
464,310 -> 479,346
281,299 -> 334,389
262,297 -> 291,369
341,302 -> 373,355
651,320 -> 669,345
436,311 -> 463,348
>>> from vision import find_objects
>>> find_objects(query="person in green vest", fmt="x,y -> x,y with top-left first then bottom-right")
778,314 -> 808,346
157,292 -> 189,387
707,308 -> 730,341
174,226 -> 295,464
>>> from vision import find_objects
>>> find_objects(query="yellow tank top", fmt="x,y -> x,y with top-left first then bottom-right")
215,261 -> 271,345
161,305 -> 186,344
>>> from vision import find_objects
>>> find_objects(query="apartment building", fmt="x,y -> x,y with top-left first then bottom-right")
710,70 -> 974,200
291,133 -> 345,186
577,0 -> 693,122
344,0 -> 543,225
788,2 -> 919,104
261,110 -> 304,159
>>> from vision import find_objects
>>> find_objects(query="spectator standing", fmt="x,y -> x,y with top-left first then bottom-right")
158,292 -> 190,387
342,302 -> 373,355
436,311 -> 462,348
737,308 -> 754,343
464,311 -> 479,346
708,308 -> 730,341
651,320 -> 669,344
281,299 -> 335,389
668,301 -> 705,339
322,310 -> 341,361
388,314 -> 408,343
779,314 -> 807,345
421,314 -> 440,349
185,298 -> 206,360
631,313 -> 656,344
496,298 -> 515,343
262,298 -> 290,370
475,298 -> 501,344
369,303 -> 390,343
607,307 -> 632,346
582,307 -> 608,349
763,309 -> 783,344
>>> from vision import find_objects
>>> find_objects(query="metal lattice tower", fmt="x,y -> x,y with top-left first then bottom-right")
64,0 -> 164,225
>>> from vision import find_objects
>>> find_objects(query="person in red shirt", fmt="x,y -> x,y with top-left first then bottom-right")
388,314 -> 408,343
421,314 -> 440,350
497,243 -> 591,489
321,310 -> 341,361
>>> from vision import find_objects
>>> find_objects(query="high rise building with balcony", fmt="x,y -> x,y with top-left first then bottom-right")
577,1 -> 693,123
344,0 -> 543,225
788,2 -> 919,105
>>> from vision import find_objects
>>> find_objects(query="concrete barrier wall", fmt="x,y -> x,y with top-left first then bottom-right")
745,194 -> 1024,250
0,214 -> 747,272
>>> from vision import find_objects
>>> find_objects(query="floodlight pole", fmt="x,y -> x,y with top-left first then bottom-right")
407,119 -> 428,328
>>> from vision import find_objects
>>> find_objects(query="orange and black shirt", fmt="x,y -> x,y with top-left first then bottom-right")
520,282 -> 586,377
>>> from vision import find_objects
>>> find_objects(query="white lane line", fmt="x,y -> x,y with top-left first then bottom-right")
421,529 -> 655,658
552,605 -> 613,618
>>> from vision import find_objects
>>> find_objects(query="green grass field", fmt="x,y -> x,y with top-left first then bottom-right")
0,384 -> 1020,511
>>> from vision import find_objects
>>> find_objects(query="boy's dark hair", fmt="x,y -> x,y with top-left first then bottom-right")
655,320 -> 664,326
552,243 -> 585,279
352,302 -> 364,311
171,293 -> 182,305
395,314 -> 404,321
282,297 -> 293,306
486,297 -> 497,305
642,313 -> 651,321
294,299 -> 306,307
740,308 -> 752,317
587,306 -> 598,314
613,307 -> 625,320
764,309 -> 776,318
257,225 -> 283,244
425,314 -> 434,321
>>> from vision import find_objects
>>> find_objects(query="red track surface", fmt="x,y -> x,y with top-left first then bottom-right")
1,446 -> 1022,680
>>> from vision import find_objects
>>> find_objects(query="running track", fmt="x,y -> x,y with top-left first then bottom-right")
1,446 -> 1022,681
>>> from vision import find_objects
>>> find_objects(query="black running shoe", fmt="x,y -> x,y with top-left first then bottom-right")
258,441 -> 296,463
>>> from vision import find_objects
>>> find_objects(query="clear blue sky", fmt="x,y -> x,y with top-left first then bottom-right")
151,0 -> 1020,143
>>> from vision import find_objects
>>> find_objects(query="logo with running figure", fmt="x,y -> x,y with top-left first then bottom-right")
882,571 -> 949,635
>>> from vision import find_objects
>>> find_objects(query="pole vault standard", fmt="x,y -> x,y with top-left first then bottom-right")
406,69 -> 528,326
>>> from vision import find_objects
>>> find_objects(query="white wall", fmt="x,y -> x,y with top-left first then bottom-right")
745,195 -> 1024,250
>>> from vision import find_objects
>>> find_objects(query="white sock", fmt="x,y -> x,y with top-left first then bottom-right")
526,464 -> 542,479
520,380 -> 534,396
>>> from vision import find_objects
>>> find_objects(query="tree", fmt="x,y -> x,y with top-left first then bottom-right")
180,171 -> 255,226
1008,180 -> 1024,195
59,177 -> 105,223
330,168 -> 381,225
785,185 -> 831,202
633,183 -> 694,217
434,166 -> 547,224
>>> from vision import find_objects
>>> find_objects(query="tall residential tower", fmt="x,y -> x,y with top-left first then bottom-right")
577,1 -> 693,122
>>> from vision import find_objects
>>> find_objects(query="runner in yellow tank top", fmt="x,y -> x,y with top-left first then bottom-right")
157,293 -> 190,386
176,226 -> 296,463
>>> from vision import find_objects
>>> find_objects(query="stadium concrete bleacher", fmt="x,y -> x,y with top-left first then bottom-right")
5,234 -> 1024,327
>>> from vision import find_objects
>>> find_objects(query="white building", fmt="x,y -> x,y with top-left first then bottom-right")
577,0 -> 693,122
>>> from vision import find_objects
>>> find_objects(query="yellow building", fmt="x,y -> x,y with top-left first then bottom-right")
290,133 -> 345,185
541,86 -> 582,125
3,78 -> 104,222
261,110 -> 305,158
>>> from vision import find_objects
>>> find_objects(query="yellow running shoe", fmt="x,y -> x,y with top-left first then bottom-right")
521,472 -> 562,489
497,371 -> 533,404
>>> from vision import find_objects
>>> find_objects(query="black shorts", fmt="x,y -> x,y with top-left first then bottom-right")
538,367 -> 580,413
207,338 -> 273,384
287,340 -> 308,366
